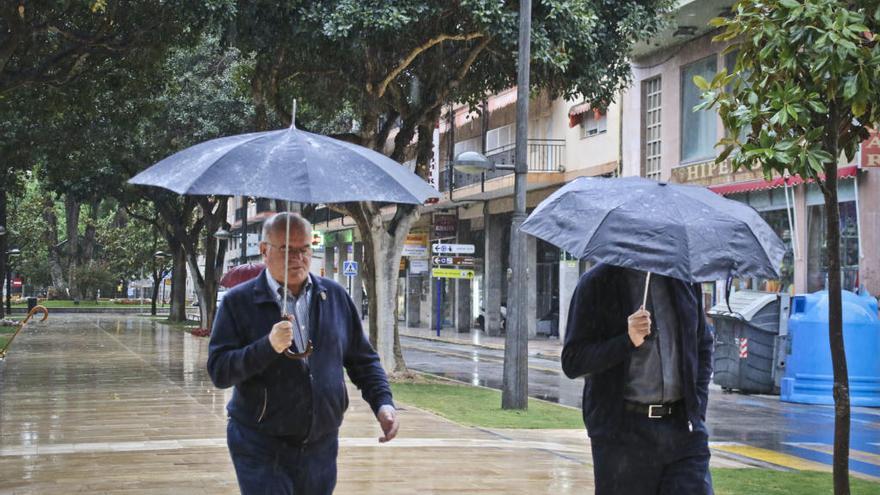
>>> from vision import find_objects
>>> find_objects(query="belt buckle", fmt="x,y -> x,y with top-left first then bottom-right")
648,404 -> 663,419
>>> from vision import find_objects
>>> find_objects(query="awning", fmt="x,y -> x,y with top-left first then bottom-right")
709,165 -> 860,195
568,102 -> 604,128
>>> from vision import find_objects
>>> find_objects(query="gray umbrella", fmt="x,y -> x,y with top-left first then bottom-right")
521,176 -> 785,285
128,116 -> 439,358
128,126 -> 439,205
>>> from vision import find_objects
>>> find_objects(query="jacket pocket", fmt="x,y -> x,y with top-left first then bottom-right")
256,387 -> 268,423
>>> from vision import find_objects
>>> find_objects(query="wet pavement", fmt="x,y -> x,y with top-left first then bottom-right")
0,313 -> 607,494
400,326 -> 880,480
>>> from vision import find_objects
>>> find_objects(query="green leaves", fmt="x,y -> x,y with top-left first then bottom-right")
699,0 -> 880,182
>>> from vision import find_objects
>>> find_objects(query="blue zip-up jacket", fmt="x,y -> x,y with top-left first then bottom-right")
207,270 -> 393,442
561,264 -> 714,439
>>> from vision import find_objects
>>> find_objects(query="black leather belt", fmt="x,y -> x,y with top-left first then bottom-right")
623,400 -> 683,419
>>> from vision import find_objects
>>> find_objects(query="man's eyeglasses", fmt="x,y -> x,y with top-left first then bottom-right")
265,243 -> 312,258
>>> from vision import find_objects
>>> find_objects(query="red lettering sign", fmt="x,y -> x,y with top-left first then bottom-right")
862,128 -> 880,167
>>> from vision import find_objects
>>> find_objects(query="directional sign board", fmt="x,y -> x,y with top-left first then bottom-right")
432,243 -> 475,255
342,260 -> 358,277
431,256 -> 475,267
432,268 -> 475,279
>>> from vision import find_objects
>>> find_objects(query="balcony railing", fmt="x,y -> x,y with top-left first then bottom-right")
438,139 -> 565,192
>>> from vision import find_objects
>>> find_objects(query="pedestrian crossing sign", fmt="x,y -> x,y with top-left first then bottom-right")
343,261 -> 358,277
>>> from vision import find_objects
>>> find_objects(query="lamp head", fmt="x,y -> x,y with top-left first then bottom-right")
452,151 -> 495,174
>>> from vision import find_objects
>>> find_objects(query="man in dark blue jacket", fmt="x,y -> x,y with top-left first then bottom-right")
208,213 -> 398,495
562,264 -> 714,495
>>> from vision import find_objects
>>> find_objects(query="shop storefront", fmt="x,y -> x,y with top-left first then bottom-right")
673,159 -> 874,296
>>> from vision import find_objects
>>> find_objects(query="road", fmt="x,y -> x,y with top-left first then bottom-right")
401,334 -> 880,480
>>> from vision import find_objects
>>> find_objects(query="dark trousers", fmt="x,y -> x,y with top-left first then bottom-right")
590,410 -> 713,495
227,419 -> 338,495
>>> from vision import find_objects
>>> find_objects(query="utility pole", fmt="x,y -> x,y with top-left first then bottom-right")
502,0 -> 531,410
240,197 -> 248,265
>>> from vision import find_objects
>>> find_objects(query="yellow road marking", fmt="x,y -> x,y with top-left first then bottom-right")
712,444 -> 831,472
784,442 -> 880,467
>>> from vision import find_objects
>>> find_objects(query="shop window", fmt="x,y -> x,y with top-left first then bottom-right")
807,202 -> 860,292
680,55 -> 718,163
580,110 -> 607,138
756,209 -> 795,293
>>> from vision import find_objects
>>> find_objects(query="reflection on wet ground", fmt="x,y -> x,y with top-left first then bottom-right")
0,314 -> 607,494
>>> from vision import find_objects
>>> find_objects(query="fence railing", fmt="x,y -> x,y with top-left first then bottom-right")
438,139 -> 565,192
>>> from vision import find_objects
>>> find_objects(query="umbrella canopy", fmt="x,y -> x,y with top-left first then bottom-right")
220,263 -> 266,288
520,176 -> 785,283
128,127 -> 439,205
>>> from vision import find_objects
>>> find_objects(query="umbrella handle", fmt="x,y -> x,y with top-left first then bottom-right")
641,272 -> 652,309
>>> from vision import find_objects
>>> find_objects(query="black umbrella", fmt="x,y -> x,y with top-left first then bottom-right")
521,176 -> 784,297
129,110 -> 439,357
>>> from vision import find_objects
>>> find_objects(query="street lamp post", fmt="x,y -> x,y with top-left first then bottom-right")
503,0 -> 532,410
451,0 -> 531,409
5,248 -> 21,315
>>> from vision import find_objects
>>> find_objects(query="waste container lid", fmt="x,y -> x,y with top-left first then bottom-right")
708,289 -> 777,321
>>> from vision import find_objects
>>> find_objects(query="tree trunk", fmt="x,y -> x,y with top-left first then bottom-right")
352,203 -> 418,373
82,198 -> 99,262
168,240 -> 188,322
150,273 -> 160,316
824,128 -> 850,495
64,195 -> 81,300
186,197 -> 228,331
42,196 -> 66,295
0,190 -> 6,319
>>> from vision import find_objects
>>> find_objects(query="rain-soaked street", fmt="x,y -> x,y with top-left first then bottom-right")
0,313 -> 876,494
400,329 -> 880,481
0,314 -> 613,494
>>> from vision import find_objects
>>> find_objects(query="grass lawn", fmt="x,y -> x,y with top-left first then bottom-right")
0,324 -> 17,352
712,468 -> 880,495
390,377 -> 583,429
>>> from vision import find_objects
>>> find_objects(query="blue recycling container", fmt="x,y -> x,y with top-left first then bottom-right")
781,290 -> 880,406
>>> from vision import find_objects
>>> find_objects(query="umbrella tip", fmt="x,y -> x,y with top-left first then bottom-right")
289,99 -> 297,130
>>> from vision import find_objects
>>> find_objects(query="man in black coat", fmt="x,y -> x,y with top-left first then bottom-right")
562,263 -> 714,494
208,213 -> 398,495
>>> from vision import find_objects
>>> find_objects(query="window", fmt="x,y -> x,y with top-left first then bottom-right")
580,111 -> 607,138
453,136 -> 482,156
643,77 -> 662,180
486,124 -> 514,152
807,202 -> 860,292
724,50 -> 749,142
680,55 -> 718,163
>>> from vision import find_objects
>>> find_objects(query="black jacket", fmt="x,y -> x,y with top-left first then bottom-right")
207,271 -> 393,442
561,264 -> 713,439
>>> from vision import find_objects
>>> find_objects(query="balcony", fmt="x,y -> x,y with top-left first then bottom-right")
438,139 -> 565,192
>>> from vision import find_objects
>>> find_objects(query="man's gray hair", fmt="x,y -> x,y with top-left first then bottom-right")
262,212 -> 312,240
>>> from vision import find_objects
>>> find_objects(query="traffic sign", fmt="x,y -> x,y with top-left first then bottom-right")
431,256 -> 475,267
343,260 -> 358,277
432,243 -> 475,254
431,268 -> 475,279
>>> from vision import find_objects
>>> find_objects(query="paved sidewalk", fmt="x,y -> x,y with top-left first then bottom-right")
0,314 -> 596,494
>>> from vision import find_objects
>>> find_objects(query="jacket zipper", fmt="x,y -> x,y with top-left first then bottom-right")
257,388 -> 268,423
